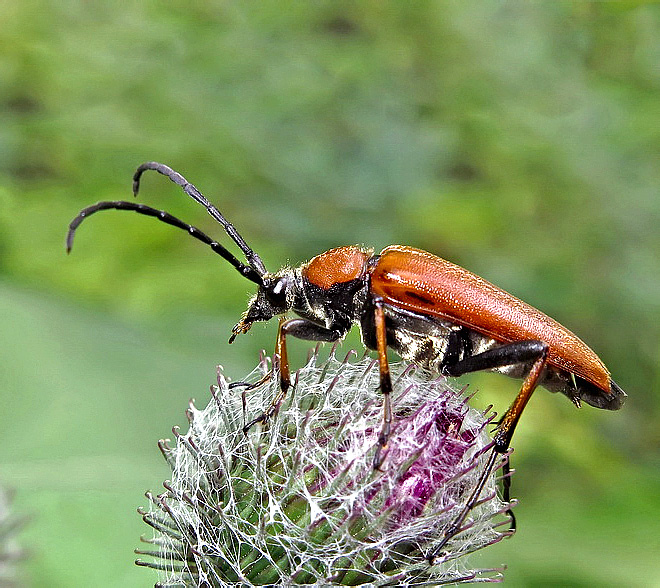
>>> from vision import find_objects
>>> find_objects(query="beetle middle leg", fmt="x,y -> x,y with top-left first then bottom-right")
372,297 -> 393,470
429,339 -> 549,562
242,317 -> 349,432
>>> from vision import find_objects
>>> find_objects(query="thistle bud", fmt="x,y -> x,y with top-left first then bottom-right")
137,351 -> 513,586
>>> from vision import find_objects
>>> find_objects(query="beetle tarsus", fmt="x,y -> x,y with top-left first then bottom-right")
372,442 -> 388,471
242,377 -> 292,434
243,411 -> 270,433
427,447 -> 500,563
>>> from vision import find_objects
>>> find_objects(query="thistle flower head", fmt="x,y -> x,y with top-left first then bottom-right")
137,350 -> 513,586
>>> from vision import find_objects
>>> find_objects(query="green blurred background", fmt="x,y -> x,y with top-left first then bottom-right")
1,1 -> 659,586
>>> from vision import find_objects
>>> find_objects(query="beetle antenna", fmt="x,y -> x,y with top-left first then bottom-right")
133,162 -> 266,277
66,201 -> 264,286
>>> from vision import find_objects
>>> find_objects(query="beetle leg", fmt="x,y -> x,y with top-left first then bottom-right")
242,317 -> 349,432
229,371 -> 273,390
242,317 -> 291,431
373,297 -> 393,470
443,339 -> 549,451
429,339 -> 549,563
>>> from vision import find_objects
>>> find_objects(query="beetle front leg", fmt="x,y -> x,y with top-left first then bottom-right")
373,297 -> 393,470
242,317 -> 292,431
243,317 -> 349,432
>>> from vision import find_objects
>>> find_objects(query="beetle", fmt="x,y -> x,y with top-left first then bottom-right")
67,162 -> 625,557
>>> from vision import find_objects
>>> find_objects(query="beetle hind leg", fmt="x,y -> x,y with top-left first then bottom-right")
429,339 -> 549,562
443,339 -> 549,451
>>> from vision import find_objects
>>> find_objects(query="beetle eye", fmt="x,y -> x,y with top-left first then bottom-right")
266,277 -> 288,307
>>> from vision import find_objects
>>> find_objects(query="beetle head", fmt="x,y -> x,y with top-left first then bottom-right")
230,270 -> 295,342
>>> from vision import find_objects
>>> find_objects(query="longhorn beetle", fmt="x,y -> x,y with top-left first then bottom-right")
67,162 -> 626,560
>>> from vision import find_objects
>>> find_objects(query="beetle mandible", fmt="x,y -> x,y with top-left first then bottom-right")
67,163 -> 626,556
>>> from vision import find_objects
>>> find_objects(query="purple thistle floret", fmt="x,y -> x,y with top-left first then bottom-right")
385,397 -> 481,522
137,350 -> 513,586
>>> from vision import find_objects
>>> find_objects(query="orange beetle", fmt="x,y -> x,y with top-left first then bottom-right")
67,163 -> 625,557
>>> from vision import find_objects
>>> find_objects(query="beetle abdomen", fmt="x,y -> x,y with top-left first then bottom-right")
370,245 -> 612,394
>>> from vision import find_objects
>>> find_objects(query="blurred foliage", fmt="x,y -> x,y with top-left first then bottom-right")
1,1 -> 659,586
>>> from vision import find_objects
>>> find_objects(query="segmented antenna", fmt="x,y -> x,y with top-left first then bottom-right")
66,200 -> 263,285
133,162 -> 266,277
